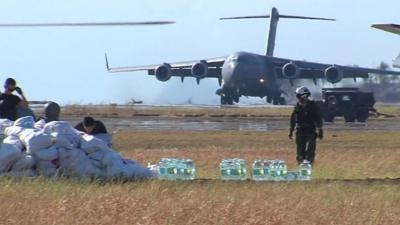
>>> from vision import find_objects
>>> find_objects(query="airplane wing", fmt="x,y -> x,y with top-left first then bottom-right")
372,24 -> 400,35
394,54 -> 400,68
106,54 -> 226,79
270,56 -> 400,82
0,21 -> 175,27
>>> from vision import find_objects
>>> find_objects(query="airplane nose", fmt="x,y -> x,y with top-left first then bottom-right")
222,61 -> 237,82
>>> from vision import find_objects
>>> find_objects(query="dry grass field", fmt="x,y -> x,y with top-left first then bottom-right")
1,130 -> 400,225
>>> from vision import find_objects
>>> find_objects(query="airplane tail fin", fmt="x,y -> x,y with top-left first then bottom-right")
220,7 -> 335,57
105,53 -> 110,71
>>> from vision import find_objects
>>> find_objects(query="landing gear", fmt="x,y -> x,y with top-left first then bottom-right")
220,95 -> 234,105
218,88 -> 239,105
267,96 -> 286,105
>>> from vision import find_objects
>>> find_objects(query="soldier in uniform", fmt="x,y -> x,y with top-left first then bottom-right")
289,86 -> 323,164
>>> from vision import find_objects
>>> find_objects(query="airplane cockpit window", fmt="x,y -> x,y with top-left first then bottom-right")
342,95 -> 351,101
228,56 -> 239,62
236,55 -> 257,64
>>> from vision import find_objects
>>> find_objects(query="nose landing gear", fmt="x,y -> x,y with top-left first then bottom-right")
217,89 -> 239,105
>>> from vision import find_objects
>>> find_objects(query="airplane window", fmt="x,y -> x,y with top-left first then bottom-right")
229,56 -> 238,62
237,56 -> 256,64
342,95 -> 351,101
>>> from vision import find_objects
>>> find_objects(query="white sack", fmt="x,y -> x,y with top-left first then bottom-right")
59,148 -> 100,179
88,151 -> 107,169
11,154 -> 36,172
34,119 -> 46,130
81,135 -> 109,154
4,126 -> 25,137
102,150 -> 152,180
44,122 -> 82,148
0,143 -> 22,173
35,146 -> 59,161
37,160 -> 58,178
0,119 -> 13,134
51,132 -> 77,149
19,130 -> 53,154
3,136 -> 24,151
44,121 -> 77,135
93,133 -> 112,147
14,116 -> 35,128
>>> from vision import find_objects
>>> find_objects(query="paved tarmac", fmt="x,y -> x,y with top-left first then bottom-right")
65,116 -> 400,132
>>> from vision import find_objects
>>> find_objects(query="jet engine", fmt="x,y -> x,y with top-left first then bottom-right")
282,62 -> 300,79
191,61 -> 208,79
155,63 -> 172,82
325,66 -> 343,84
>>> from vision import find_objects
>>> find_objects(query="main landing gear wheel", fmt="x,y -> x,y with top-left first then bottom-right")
269,96 -> 286,105
221,95 -> 234,105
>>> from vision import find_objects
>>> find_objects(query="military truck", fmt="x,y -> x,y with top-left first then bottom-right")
316,88 -> 376,123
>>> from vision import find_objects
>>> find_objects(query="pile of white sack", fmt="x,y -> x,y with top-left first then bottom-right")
0,116 -> 153,181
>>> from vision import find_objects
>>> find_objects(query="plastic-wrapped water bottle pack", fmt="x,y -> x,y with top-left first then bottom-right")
150,158 -> 312,181
151,158 -> 196,180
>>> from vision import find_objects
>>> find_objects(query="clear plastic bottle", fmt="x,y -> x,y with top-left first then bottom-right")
268,160 -> 278,179
158,158 -> 178,180
269,160 -> 287,181
277,160 -> 288,177
158,158 -> 196,180
176,159 -> 196,180
284,171 -> 298,181
298,160 -> 312,181
220,158 -> 247,181
252,160 -> 272,181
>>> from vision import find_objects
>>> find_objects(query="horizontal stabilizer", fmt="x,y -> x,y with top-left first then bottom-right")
220,7 -> 335,57
220,15 -> 335,21
0,21 -> 175,27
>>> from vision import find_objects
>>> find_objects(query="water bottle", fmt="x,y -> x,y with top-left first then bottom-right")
158,158 -> 196,180
269,160 -> 287,181
252,160 -> 272,181
277,160 -> 288,177
220,158 -> 247,181
158,158 -> 177,180
298,160 -> 312,181
284,171 -> 298,181
176,159 -> 196,180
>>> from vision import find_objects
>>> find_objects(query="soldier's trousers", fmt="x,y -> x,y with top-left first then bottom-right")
296,133 -> 317,163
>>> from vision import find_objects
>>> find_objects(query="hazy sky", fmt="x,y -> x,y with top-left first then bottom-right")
0,0 -> 399,105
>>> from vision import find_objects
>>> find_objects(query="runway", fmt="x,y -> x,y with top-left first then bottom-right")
64,116 -> 400,132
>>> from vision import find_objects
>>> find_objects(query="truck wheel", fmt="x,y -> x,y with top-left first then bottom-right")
324,114 -> 334,123
356,110 -> 369,123
278,97 -> 286,105
344,114 -> 356,123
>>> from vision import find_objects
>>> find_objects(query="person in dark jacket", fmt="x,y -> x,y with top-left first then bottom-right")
75,116 -> 108,135
289,86 -> 323,164
0,78 -> 29,121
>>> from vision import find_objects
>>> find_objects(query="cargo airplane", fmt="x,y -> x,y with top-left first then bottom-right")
105,8 -> 400,105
